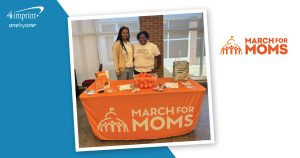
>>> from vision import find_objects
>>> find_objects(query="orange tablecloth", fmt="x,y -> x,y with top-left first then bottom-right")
79,78 -> 206,140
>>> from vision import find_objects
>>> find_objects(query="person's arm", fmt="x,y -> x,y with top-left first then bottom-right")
112,42 -> 120,76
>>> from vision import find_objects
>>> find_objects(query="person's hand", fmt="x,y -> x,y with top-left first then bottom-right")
116,71 -> 120,76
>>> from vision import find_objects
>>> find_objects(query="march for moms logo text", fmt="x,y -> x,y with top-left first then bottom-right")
132,106 -> 193,131
245,37 -> 288,55
98,106 -> 194,133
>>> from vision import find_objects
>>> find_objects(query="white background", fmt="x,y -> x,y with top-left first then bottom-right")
59,0 -> 300,157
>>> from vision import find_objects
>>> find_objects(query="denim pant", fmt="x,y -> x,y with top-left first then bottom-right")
117,67 -> 134,80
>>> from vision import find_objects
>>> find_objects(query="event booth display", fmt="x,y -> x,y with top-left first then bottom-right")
79,70 -> 206,140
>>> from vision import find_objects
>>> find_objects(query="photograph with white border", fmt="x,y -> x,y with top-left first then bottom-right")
68,9 -> 214,152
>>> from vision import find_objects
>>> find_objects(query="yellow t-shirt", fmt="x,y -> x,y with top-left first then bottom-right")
134,42 -> 160,72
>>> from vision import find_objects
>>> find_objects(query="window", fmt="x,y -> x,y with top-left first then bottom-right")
101,24 -> 115,32
163,13 -> 206,78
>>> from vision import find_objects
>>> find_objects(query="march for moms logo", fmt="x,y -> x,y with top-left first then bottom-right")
98,108 -> 129,132
221,36 -> 242,55
6,6 -> 44,29
221,36 -> 288,55
98,106 -> 194,133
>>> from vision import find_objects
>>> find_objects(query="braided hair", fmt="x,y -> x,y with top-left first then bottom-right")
116,26 -> 130,53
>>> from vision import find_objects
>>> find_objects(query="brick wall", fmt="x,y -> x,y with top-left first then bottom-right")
139,15 -> 164,77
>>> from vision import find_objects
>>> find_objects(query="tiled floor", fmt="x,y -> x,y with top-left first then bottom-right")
76,89 -> 210,148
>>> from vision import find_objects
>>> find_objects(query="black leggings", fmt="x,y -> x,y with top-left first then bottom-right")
134,70 -> 154,75
134,70 -> 141,75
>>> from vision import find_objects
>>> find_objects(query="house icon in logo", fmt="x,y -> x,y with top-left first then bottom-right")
98,108 -> 129,132
221,36 -> 242,55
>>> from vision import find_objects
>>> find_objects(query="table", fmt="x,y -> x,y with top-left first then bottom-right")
79,78 -> 206,140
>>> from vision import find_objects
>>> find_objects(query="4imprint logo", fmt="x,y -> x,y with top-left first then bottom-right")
7,6 -> 44,21
6,6 -> 44,29
221,35 -> 288,55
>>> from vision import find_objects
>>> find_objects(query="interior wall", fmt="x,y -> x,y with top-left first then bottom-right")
72,20 -> 100,86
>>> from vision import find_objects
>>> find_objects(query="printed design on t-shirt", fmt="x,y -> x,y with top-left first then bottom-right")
136,48 -> 150,55
98,108 -> 129,132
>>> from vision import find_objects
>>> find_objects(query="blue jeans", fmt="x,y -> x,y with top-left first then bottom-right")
117,67 -> 134,80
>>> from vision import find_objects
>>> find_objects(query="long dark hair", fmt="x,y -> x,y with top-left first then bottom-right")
116,26 -> 130,53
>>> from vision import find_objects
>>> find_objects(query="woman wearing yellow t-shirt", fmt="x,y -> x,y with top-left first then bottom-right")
134,31 -> 161,74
